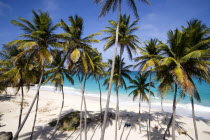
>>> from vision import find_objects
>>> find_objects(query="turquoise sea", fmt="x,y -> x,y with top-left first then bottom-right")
41,71 -> 210,120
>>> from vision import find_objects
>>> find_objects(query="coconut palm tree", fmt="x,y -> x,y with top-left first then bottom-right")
128,72 -> 154,133
157,24 -> 210,140
58,15 -> 100,64
93,1 -> 151,138
0,45 -> 37,130
101,14 -> 140,136
181,19 -> 210,140
72,51 -> 98,140
134,38 -> 162,139
59,15 -> 100,140
7,10 -> 61,140
91,51 -> 107,129
43,50 -> 74,138
103,55 -> 132,140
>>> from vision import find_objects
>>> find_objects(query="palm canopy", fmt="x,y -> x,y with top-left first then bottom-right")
134,38 -> 163,72
104,55 -> 132,90
128,72 -> 155,101
58,15 -> 100,73
94,0 -> 151,18
0,45 -> 37,90
7,10 -> 61,66
88,49 -> 108,79
156,20 -> 210,99
101,14 -> 140,59
44,50 -> 74,90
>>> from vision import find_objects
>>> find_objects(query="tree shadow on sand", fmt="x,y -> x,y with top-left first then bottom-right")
18,108 -> 116,140
0,94 -> 15,101
203,131 -> 210,135
17,108 -> 189,140
0,114 -> 6,128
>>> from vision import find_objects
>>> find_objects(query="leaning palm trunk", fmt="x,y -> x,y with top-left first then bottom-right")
163,92 -> 182,140
148,71 -> 152,140
191,98 -> 198,140
117,47 -> 123,131
172,84 -> 177,140
100,1 -> 121,140
30,91 -> 39,140
51,85 -> 65,138
18,71 -> 24,129
115,86 -> 119,140
13,67 -> 44,140
83,92 -> 88,140
79,85 -> 83,140
96,78 -> 103,131
18,85 -> 24,129
139,94 -> 141,133
79,75 -> 88,140
161,95 -> 167,123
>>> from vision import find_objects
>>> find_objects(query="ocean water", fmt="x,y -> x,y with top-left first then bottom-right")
41,71 -> 210,120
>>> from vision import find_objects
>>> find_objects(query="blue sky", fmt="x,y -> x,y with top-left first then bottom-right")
1,0 -> 210,68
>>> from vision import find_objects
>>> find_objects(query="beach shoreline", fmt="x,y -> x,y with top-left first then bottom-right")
0,87 -> 210,140
39,85 -> 210,120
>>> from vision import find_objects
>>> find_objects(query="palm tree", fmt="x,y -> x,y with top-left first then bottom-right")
59,15 -> 100,140
44,50 -> 74,138
128,72 -> 154,133
181,19 -> 210,140
0,45 -> 37,131
58,15 -> 100,64
103,55 -> 132,140
7,10 -> 61,140
91,51 -> 107,130
93,0 -> 151,138
73,51 -> 97,140
101,14 -> 140,135
134,38 -> 162,140
158,23 -> 210,140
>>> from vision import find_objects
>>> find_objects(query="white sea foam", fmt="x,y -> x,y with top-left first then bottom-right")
36,85 -> 210,120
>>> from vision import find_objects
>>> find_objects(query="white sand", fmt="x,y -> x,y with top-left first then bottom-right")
0,87 -> 210,140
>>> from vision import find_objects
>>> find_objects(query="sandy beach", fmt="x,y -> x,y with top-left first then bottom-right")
0,87 -> 210,140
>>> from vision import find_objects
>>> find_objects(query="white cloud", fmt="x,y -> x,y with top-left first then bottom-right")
0,1 -> 12,16
144,13 -> 160,21
43,0 -> 59,12
42,0 -> 60,19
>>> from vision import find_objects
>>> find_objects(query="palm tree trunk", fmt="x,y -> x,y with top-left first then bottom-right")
79,93 -> 83,140
148,70 -> 152,140
172,84 -> 177,140
161,95 -> 167,124
163,93 -> 182,140
13,67 -> 44,140
18,71 -> 24,129
83,75 -> 88,140
117,46 -> 123,131
51,85 -> 65,138
115,86 -> 119,140
191,98 -> 198,140
97,78 -> 103,131
100,0 -> 122,140
79,76 -> 83,140
139,94 -> 141,133
30,91 -> 39,140
15,86 -> 21,96
79,75 -> 88,140
18,85 -> 24,129
120,124 -> 125,140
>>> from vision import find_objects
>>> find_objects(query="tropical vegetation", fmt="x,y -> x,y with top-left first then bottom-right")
0,2 -> 209,140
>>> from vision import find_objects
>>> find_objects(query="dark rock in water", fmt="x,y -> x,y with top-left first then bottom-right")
0,132 -> 13,140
